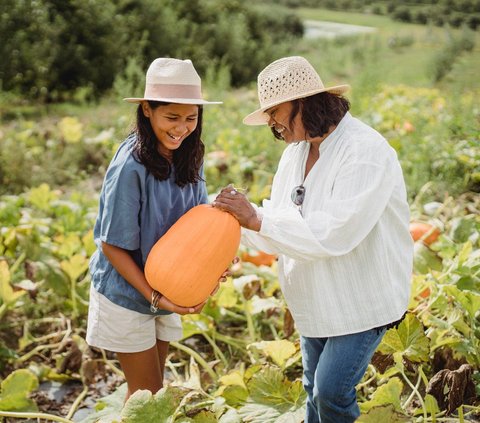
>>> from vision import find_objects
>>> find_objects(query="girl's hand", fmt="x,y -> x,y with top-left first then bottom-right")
156,295 -> 206,315
211,256 -> 240,295
153,257 -> 240,314
212,186 -> 262,231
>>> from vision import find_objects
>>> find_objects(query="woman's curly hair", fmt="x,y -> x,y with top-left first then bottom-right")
133,101 -> 204,187
271,92 -> 350,140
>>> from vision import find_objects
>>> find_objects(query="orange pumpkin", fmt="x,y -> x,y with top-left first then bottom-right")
145,205 -> 241,307
418,287 -> 431,299
241,250 -> 277,267
409,222 -> 440,246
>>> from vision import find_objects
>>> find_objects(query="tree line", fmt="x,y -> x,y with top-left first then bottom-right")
277,0 -> 480,29
0,0 -> 303,102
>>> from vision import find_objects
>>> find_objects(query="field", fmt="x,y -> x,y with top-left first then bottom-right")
0,7 -> 479,423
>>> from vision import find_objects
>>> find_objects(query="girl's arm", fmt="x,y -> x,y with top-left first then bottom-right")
101,242 -> 203,314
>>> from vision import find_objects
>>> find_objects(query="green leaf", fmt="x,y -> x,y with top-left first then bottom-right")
182,314 -> 215,339
55,233 -> 83,258
28,363 -> 72,383
238,402 -> 305,423
378,313 -> 430,362
247,366 -> 306,409
35,260 -> 70,296
219,370 -> 247,390
180,410 -> 218,422
79,383 -> 127,423
27,183 -> 59,211
357,404 -> 409,422
248,340 -> 297,368
83,230 -> 96,256
457,241 -> 473,267
215,283 -> 238,308
443,285 -> 480,319
0,369 -> 39,412
220,385 -> 249,407
424,394 -> 440,416
413,242 -> 442,274
0,260 -> 25,305
60,254 -> 89,282
359,377 -> 404,413
58,116 -> 83,143
450,217 -> 476,243
121,386 -> 187,423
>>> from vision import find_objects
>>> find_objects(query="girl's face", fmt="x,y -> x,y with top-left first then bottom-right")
265,101 -> 305,143
142,102 -> 199,158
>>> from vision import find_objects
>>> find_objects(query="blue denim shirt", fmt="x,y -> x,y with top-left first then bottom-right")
89,134 -> 208,315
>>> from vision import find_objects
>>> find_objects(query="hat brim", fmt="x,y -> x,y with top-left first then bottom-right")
243,84 -> 350,126
123,97 -> 222,105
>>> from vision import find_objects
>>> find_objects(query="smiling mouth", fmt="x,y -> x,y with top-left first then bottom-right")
274,126 -> 286,139
167,133 -> 185,141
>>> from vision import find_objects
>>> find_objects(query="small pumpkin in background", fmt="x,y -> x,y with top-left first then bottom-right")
145,205 -> 241,307
241,249 -> 277,267
409,222 -> 441,246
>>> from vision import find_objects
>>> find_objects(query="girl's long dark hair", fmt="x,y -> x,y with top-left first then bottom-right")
271,92 -> 350,140
133,101 -> 204,187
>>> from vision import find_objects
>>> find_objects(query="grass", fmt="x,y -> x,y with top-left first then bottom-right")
291,7 -> 480,98
295,7 -> 418,31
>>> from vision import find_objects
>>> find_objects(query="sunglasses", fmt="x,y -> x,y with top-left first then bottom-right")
291,185 -> 305,214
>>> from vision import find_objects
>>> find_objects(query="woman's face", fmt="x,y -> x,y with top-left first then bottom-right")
265,101 -> 305,143
142,102 -> 199,157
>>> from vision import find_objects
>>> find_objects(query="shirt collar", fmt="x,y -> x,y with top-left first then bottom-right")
318,111 -> 352,154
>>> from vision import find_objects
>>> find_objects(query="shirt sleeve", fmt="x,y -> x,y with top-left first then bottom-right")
244,155 -> 396,261
98,162 -> 142,251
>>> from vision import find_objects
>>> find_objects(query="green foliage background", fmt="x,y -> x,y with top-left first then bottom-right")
0,0 -> 302,100
273,0 -> 480,29
0,2 -> 479,421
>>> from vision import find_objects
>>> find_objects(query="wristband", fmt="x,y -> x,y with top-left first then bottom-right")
150,290 -> 163,313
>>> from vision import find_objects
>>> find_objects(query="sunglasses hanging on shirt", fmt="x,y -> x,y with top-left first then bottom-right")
291,185 -> 305,215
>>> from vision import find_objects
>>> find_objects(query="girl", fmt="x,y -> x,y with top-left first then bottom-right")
86,58 -> 222,399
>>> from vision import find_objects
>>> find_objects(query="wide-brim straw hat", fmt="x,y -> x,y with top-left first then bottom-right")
124,58 -> 222,105
243,56 -> 349,125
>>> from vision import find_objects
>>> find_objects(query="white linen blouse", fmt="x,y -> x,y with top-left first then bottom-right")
242,112 -> 413,337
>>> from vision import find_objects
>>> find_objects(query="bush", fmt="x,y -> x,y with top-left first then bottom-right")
0,0 -> 128,101
0,0 -> 57,98
360,85 -> 479,199
0,115 -> 120,194
0,0 -> 303,100
430,28 -> 476,82
392,6 -> 412,22
466,13 -> 480,29
413,9 -> 429,24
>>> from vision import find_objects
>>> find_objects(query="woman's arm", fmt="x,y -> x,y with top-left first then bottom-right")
214,157 -> 399,260
101,242 -> 203,314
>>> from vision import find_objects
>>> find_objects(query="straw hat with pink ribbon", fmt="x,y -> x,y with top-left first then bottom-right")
124,58 -> 222,105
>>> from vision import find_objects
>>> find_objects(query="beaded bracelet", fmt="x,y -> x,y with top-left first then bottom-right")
150,289 -> 163,313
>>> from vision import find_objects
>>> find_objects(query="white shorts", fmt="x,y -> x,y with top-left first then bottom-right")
86,285 -> 183,353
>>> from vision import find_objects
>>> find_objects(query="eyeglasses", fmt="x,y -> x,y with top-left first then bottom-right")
291,185 -> 305,215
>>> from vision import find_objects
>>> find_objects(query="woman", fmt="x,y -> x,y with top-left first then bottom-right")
86,58 -> 223,399
213,56 -> 413,423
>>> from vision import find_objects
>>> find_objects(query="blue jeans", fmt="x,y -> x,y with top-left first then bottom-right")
301,328 -> 386,423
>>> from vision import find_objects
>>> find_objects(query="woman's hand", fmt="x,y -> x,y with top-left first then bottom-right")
212,186 -> 262,231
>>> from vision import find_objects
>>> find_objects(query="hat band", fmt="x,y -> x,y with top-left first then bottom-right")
144,83 -> 202,100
